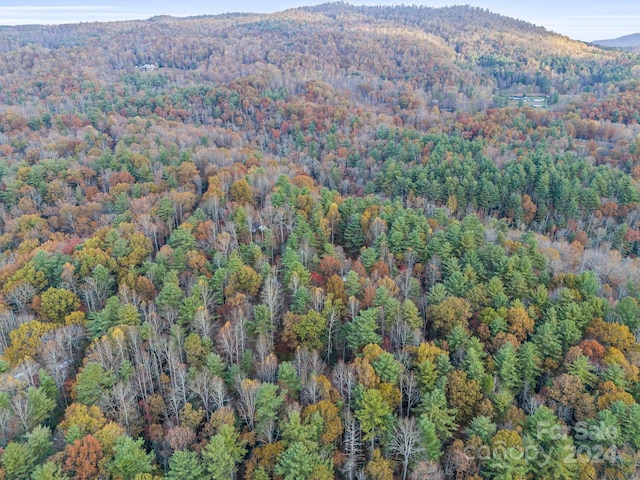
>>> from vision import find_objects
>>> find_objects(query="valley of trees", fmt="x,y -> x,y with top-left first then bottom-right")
1,3 -> 640,479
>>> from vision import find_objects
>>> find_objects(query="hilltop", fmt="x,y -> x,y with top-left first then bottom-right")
0,3 -> 634,114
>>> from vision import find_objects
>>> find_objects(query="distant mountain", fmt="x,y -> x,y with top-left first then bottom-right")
0,2 -> 635,110
593,33 -> 640,48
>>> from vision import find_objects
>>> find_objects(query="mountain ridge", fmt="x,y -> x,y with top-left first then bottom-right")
593,32 -> 640,48
0,3 -> 631,100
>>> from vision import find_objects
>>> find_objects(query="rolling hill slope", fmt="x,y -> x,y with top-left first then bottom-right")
1,4 -> 640,480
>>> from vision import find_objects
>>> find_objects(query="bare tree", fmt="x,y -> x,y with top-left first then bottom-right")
294,348 -> 326,386
367,217 -> 388,244
84,334 -> 119,372
409,461 -> 445,480
425,256 -> 442,287
342,413 -> 362,480
104,380 -> 139,436
0,406 -> 12,445
260,275 -> 282,344
188,369 -> 227,419
255,335 -> 272,364
391,320 -> 418,352
348,296 -> 360,320
331,360 -> 356,411
203,196 -> 223,223
192,306 -> 213,340
257,353 -> 279,383
301,374 -> 321,406
165,349 -> 188,422
11,392 -> 33,434
0,311 -> 30,355
118,283 -> 142,310
41,335 -> 74,390
81,272 -> 112,313
12,358 -> 40,388
324,298 -> 341,361
389,417 -> 425,480
217,319 -> 247,365
194,277 -> 215,315
129,329 -> 155,405
399,371 -> 421,418
132,361 -> 155,409
311,287 -> 325,313
138,214 -> 160,252
4,281 -> 36,313
443,441 -> 474,479
396,264 -> 414,301
236,378 -> 260,431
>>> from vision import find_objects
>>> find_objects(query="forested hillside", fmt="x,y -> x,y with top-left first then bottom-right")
1,3 -> 640,479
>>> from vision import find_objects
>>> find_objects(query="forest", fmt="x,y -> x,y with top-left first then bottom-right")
1,2 -> 640,479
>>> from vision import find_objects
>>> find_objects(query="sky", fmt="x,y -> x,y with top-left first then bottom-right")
0,1 -> 638,42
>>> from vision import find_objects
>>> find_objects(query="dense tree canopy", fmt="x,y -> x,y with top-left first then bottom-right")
1,3 -> 640,479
